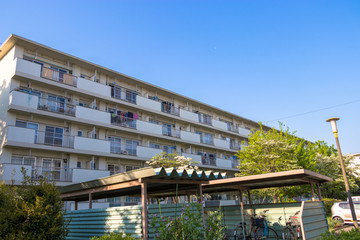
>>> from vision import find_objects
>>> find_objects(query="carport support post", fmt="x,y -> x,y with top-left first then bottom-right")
198,184 -> 206,228
141,182 -> 148,240
247,190 -> 253,215
239,190 -> 246,228
310,184 -> 315,201
316,184 -> 323,200
89,192 -> 92,209
74,201 -> 78,210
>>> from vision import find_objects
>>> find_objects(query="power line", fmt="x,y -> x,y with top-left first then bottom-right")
265,99 -> 360,123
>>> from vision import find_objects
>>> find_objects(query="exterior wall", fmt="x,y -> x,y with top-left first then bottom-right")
77,77 -> 111,97
15,57 -> 41,77
137,120 -> 162,135
75,106 -> 111,124
137,146 -> 163,159
73,136 -> 111,153
9,91 -> 39,109
136,96 -> 161,112
239,127 -> 251,137
6,126 -> 35,144
182,153 -> 202,163
214,138 -> 230,149
72,168 -> 110,183
0,163 -> 32,182
212,119 -> 228,131
179,109 -> 198,122
216,158 -> 232,168
180,131 -> 201,143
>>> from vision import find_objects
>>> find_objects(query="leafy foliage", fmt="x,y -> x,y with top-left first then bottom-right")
146,152 -> 198,170
0,168 -> 68,240
91,232 -> 135,240
321,228 -> 360,239
236,123 -> 360,201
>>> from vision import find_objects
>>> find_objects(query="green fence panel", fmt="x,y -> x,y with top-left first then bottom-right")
301,201 -> 328,240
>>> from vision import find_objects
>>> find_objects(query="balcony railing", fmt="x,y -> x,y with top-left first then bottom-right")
202,157 -> 217,166
110,141 -> 138,156
110,115 -> 137,129
227,124 -> 239,133
37,97 -> 76,116
35,130 -> 74,148
230,143 -> 241,150
161,105 -> 180,116
41,67 -> 77,87
31,166 -> 73,182
111,86 -> 137,104
162,127 -> 180,138
200,138 -> 214,145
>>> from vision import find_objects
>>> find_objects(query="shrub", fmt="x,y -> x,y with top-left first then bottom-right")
327,217 -> 342,230
91,232 -> 135,240
322,198 -> 340,217
0,168 -> 68,240
321,228 -> 360,239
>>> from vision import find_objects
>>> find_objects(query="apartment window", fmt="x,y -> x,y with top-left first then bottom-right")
11,155 -> 36,166
125,140 -> 139,155
109,137 -> 122,154
162,123 -> 172,136
15,120 -> 39,142
47,95 -> 66,112
204,133 -> 213,145
44,126 -> 64,146
50,66 -> 68,82
125,89 -> 137,103
149,119 -> 159,124
163,145 -> 175,154
149,142 -> 161,149
77,131 -> 83,137
111,86 -> 122,99
108,164 -> 121,175
42,158 -> 61,180
198,113 -> 212,125
77,161 -> 82,168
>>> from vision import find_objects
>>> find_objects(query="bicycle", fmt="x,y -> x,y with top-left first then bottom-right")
282,210 -> 301,240
234,209 -> 279,240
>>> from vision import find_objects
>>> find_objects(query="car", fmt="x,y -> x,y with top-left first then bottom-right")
331,201 -> 360,224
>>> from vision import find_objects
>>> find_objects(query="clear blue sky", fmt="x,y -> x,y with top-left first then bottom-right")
2,0 -> 360,153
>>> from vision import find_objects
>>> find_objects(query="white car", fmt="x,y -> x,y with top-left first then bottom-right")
331,201 -> 360,224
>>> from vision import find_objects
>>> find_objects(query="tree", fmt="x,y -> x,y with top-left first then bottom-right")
146,152 -> 198,170
0,168 -> 69,240
236,123 -> 360,202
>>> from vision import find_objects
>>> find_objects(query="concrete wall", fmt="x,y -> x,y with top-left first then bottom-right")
6,126 -> 35,144
182,153 -> 202,163
136,96 -> 161,112
179,109 -> 198,122
239,127 -> 251,137
73,136 -> 111,153
77,77 -> 111,98
0,164 -> 32,182
15,58 -> 41,77
216,158 -> 232,168
137,146 -> 163,159
214,138 -> 230,149
137,120 -> 162,135
72,168 -> 110,183
9,91 -> 39,109
212,119 -> 228,131
180,131 -> 201,143
75,106 -> 111,124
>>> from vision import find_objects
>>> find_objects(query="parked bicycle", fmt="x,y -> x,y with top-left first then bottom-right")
282,210 -> 301,240
234,209 -> 279,240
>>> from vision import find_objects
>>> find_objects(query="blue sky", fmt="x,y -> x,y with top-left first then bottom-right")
2,0 -> 360,153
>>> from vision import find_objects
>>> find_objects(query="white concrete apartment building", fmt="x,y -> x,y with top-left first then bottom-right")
0,34 -> 259,188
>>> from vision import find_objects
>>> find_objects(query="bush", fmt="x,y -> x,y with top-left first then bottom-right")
321,228 -> 360,239
91,232 -> 135,240
327,217 -> 342,230
0,168 -> 68,240
323,198 -> 340,217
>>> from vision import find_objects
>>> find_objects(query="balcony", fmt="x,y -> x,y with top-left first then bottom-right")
181,153 -> 202,163
41,66 -> 77,87
15,58 -> 42,78
31,166 -> 72,182
217,158 -> 232,169
9,90 -> 39,110
214,138 -> 230,149
202,156 -> 217,166
162,127 -> 180,138
239,127 -> 252,137
212,119 -> 228,131
77,77 -> 111,97
111,115 -> 136,129
230,143 -> 241,150
6,126 -> 36,144
179,109 -> 199,122
137,146 -> 163,159
38,97 -> 76,116
72,168 -> 110,183
109,140 -> 138,156
137,120 -> 162,135
111,86 -> 137,104
161,103 -> 179,116
227,124 -> 239,133
136,96 -> 161,112
74,136 -> 110,153
76,106 -> 110,124
0,163 -> 32,182
180,131 -> 201,143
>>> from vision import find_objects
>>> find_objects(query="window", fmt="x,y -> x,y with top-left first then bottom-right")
125,89 -> 137,103
125,139 -> 139,155
204,133 -> 213,145
111,86 -> 122,99
42,158 -> 61,180
163,145 -> 175,154
108,164 -> 121,175
44,126 -> 64,146
11,155 -> 36,166
50,66 -> 68,82
77,131 -> 83,137
77,161 -> 82,168
125,166 -> 140,172
162,123 -> 172,136
47,95 -> 66,113
198,113 -> 212,125
109,137 -> 122,154
149,142 -> 161,149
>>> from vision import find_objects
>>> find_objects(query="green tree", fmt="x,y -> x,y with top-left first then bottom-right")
0,169 -> 69,240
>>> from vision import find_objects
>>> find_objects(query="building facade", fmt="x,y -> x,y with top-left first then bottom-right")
0,34 -> 260,188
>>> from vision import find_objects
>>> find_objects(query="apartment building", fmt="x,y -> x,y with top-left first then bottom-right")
0,34 -> 259,188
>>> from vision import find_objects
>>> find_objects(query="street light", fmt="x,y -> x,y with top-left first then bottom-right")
326,117 -> 358,228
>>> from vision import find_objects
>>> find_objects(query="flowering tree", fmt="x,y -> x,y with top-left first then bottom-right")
146,152 -> 198,170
